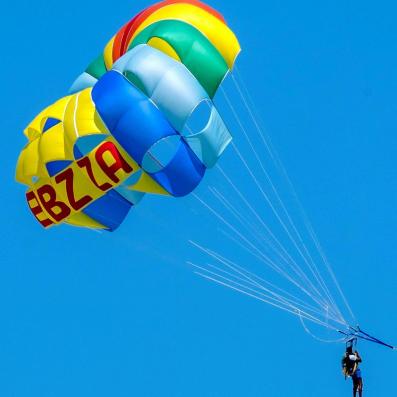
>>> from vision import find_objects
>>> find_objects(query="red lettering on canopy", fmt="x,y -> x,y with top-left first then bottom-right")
55,168 -> 93,211
95,141 -> 133,183
26,190 -> 54,227
36,184 -> 71,222
77,156 -> 112,191
26,141 -> 134,228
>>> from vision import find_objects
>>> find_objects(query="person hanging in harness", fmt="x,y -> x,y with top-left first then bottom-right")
342,342 -> 363,397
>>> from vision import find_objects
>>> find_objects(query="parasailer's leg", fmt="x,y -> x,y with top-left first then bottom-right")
352,377 -> 363,397
352,379 -> 358,397
357,378 -> 363,397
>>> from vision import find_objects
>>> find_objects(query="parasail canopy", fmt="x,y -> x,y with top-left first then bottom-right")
16,0 -> 241,231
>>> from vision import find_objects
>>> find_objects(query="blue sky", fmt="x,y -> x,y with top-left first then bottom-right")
1,0 -> 396,396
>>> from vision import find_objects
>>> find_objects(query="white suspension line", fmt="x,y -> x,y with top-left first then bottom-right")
216,164 -> 301,269
231,67 -> 352,325
228,139 -> 341,315
210,185 -> 298,266
202,262 -> 322,314
194,269 -> 345,331
305,220 -> 357,325
190,262 -> 342,324
221,87 -> 341,317
191,261 -> 340,322
298,312 -> 348,343
216,228 -> 345,324
189,235 -> 334,315
217,165 -> 332,308
208,185 -> 335,307
190,255 -> 326,317
192,192 -> 332,310
199,244 -> 327,313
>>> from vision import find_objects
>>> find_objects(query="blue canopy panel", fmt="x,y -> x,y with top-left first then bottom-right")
112,45 -> 232,169
92,70 -> 205,197
46,160 -> 73,176
184,106 -> 232,168
113,44 -> 208,133
43,117 -> 61,133
82,189 -> 132,231
147,141 -> 205,197
74,134 -> 107,157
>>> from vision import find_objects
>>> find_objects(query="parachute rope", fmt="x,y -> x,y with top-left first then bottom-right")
189,261 -> 346,330
207,176 -> 346,322
219,86 -> 346,322
192,263 -> 329,319
223,85 -> 346,319
191,193 -> 336,313
208,186 -> 331,304
188,65 -> 357,339
231,66 -> 356,325
188,239 -> 348,328
222,85 -> 336,308
189,241 -> 339,320
298,311 -> 348,344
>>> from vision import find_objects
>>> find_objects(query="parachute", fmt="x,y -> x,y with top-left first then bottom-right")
15,0 -> 240,231
16,1 -> 395,349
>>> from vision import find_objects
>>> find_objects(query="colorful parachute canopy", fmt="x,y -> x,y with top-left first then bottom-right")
16,0 -> 240,231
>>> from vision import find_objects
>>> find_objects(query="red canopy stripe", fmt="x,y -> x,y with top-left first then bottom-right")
111,0 -> 226,61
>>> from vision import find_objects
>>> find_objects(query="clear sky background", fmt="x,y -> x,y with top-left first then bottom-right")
1,0 -> 396,396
